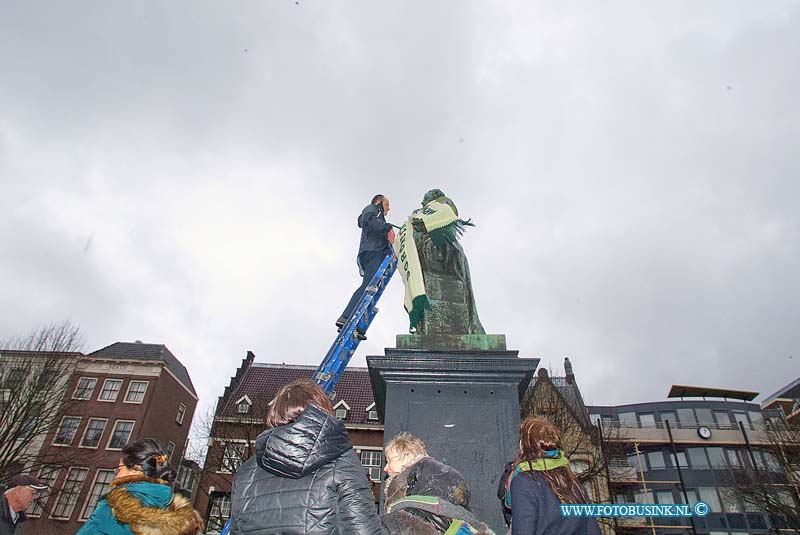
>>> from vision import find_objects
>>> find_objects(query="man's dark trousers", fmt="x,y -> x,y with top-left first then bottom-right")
341,250 -> 388,321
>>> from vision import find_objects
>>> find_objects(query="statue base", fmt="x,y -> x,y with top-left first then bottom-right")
367,347 -> 538,534
396,333 -> 507,351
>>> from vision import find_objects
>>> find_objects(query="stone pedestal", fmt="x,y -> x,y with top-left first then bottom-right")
367,346 -> 538,534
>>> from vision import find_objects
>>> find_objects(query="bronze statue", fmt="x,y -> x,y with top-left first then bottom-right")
398,189 -> 485,336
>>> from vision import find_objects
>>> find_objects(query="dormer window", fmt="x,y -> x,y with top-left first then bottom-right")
366,402 -> 379,421
235,395 -> 252,415
333,400 -> 350,421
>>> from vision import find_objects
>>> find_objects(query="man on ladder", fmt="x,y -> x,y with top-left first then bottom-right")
336,193 -> 395,340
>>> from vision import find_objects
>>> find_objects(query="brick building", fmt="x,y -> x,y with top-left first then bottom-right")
19,341 -> 198,535
196,353 -> 384,532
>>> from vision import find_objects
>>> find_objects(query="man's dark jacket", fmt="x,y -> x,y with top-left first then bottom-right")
229,404 -> 384,535
1,494 -> 23,535
357,203 -> 392,257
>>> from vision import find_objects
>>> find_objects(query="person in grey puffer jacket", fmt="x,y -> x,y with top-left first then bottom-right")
337,194 -> 395,338
229,379 -> 384,535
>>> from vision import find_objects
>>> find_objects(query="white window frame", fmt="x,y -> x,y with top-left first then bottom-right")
366,402 -> 379,421
176,403 -> 187,424
50,466 -> 89,520
106,420 -> 136,450
333,400 -> 350,420
220,441 -> 247,474
27,465 -> 60,517
72,377 -> 97,400
98,378 -> 123,402
123,380 -> 149,404
360,449 -> 383,482
79,469 -> 115,521
53,416 -> 82,446
207,493 -> 232,532
166,441 -> 176,462
79,418 -> 108,449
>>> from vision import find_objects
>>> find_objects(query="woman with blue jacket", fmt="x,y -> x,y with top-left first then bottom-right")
78,438 -> 202,535
504,418 -> 601,535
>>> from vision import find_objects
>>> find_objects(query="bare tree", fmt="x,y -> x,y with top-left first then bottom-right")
0,320 -> 85,485
723,420 -> 800,533
522,372 -> 628,535
193,401 -> 267,531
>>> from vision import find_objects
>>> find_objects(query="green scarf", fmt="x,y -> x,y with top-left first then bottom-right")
504,453 -> 570,509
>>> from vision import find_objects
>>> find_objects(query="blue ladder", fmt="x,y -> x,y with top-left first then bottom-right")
314,250 -> 397,395
219,251 -> 396,535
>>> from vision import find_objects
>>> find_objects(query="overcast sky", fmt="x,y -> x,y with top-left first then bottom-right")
2,1 -> 799,418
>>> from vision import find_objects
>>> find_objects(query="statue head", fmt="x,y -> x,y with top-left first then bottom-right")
421,189 -> 446,206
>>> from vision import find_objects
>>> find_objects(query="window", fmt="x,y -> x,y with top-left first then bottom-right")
634,489 -> 653,504
655,490 -> 675,505
107,420 -> 135,449
677,408 -> 696,427
714,410 -> 731,427
176,403 -> 187,424
695,408 -> 714,425
748,411 -> 763,428
27,466 -> 59,517
54,416 -> 82,446
688,448 -> 709,469
697,487 -> 721,513
166,441 -> 176,462
368,409 -> 379,421
73,377 -> 97,400
124,381 -> 148,403
589,414 -> 602,425
176,464 -> 196,492
335,407 -> 348,420
7,367 -> 25,385
571,460 -> 590,475
20,416 -> 38,439
80,469 -> 115,520
647,451 -> 666,470
627,453 -> 645,473
659,411 -> 677,428
237,401 -> 250,414
208,493 -> 231,532
221,442 -> 246,473
639,413 -> 656,427
360,450 -> 383,482
733,411 -> 750,430
38,369 -> 58,388
706,447 -> 726,468
726,449 -> 745,468
618,412 -> 637,426
98,379 -> 123,401
51,467 -> 88,520
670,451 -> 689,470
80,418 -> 108,448
719,487 -> 742,513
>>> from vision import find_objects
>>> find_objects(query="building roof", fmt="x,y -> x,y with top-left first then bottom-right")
667,384 -> 758,401
526,368 -> 593,431
762,376 -> 800,407
87,342 -> 197,397
218,363 -> 378,426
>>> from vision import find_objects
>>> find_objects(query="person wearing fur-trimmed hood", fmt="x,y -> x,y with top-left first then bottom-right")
77,438 -> 203,535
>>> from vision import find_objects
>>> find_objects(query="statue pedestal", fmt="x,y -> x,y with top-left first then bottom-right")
367,346 -> 538,534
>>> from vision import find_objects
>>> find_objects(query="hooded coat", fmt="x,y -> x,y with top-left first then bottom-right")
382,457 -> 494,535
76,474 -> 202,535
229,404 -> 384,535
357,203 -> 393,257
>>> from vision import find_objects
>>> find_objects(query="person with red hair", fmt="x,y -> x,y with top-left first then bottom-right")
503,417 -> 600,535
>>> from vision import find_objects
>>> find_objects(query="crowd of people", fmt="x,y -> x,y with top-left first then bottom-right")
2,377 -> 601,535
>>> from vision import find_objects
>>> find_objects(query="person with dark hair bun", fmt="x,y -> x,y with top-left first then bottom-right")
230,379 -> 384,535
78,438 -> 203,535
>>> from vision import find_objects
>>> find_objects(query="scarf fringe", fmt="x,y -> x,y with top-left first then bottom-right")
408,294 -> 431,329
428,219 -> 475,247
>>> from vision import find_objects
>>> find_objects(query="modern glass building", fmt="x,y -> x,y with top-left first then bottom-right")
589,386 -> 794,535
